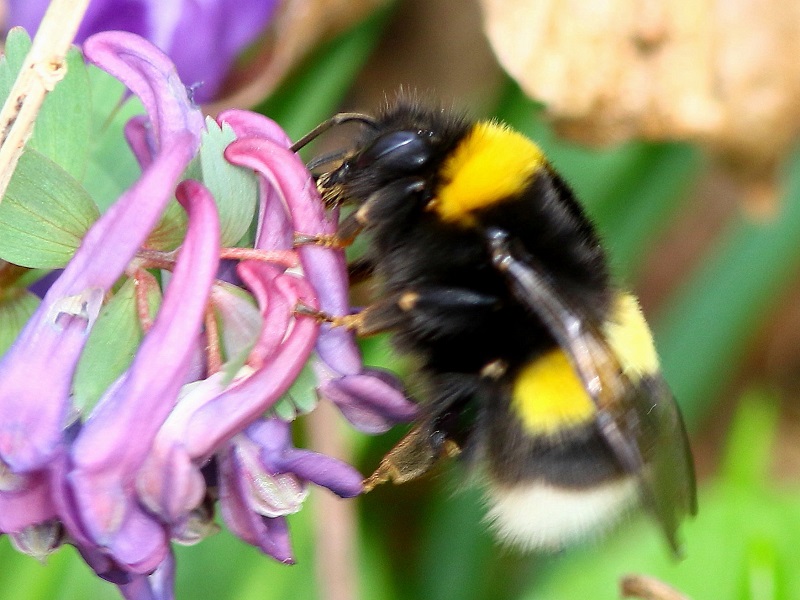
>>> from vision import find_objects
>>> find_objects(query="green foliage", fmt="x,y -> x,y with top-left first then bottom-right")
0,29 -> 92,179
0,289 -> 38,355
0,149 -> 100,268
72,277 -> 162,414
185,118 -> 259,247
82,66 -> 143,211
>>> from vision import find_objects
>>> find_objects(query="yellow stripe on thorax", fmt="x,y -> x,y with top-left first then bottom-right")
511,293 -> 660,436
433,121 -> 545,224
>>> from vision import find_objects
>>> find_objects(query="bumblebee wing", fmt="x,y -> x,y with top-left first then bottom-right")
633,375 -> 697,553
486,227 -> 696,552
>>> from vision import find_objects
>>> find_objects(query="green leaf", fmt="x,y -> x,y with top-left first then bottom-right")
72,277 -> 162,414
28,46 -> 92,179
145,200 -> 188,251
0,149 -> 100,268
83,66 -> 144,212
0,30 -> 92,179
0,289 -> 39,356
656,148 -> 800,427
194,118 -> 258,247
0,29 -> 32,98
271,361 -> 319,421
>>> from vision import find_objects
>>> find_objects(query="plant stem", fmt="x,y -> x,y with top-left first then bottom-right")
0,0 -> 90,203
306,401 -> 360,600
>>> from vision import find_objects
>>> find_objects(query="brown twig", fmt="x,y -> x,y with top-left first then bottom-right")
306,401 -> 360,600
621,574 -> 691,600
0,0 -> 91,204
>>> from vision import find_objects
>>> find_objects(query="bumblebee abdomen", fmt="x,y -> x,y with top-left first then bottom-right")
484,476 -> 638,550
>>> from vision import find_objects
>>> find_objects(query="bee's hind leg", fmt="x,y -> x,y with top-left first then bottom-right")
294,291 -> 417,337
293,177 -> 427,250
295,285 -> 499,337
292,209 -> 364,249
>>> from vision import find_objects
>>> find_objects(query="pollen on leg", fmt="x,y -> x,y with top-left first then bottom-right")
480,359 -> 507,380
398,292 -> 419,311
293,232 -> 352,249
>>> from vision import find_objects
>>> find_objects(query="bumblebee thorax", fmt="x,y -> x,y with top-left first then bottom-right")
431,121 -> 546,226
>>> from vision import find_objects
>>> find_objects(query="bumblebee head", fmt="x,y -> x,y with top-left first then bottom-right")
294,101 -> 469,210
321,128 -> 436,193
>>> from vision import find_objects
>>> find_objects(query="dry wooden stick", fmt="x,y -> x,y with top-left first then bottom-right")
0,0 -> 91,203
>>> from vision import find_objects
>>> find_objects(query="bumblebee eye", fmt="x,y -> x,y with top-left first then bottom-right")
354,130 -> 432,172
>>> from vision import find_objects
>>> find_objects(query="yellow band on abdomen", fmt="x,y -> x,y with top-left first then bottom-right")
512,349 -> 595,435
511,293 -> 661,436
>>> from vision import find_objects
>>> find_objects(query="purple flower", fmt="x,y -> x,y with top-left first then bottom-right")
223,118 -> 419,432
5,0 -> 280,102
0,31 -> 417,600
0,31 -> 203,475
218,418 -> 362,564
0,31 -> 207,595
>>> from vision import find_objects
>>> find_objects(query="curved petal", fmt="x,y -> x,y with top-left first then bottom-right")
119,550 -> 176,600
124,115 -> 155,169
317,368 -> 418,434
84,31 -> 204,149
67,180 -> 219,572
247,420 -> 363,498
0,470 -> 57,532
217,445 -> 294,563
224,137 -> 362,375
0,33 -> 203,472
217,110 -> 291,146
137,263 -> 318,522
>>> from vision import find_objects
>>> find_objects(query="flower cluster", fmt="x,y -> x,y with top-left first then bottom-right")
0,32 -> 415,599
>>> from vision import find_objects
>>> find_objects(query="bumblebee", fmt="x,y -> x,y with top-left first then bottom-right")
292,98 -> 697,553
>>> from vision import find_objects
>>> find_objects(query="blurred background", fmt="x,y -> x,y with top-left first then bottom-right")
3,0 -> 800,598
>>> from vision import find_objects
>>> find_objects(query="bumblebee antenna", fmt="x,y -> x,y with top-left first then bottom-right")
290,112 -> 379,152
306,148 -> 349,171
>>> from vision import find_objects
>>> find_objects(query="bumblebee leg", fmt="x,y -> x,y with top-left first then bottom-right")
363,425 -> 460,491
293,210 -> 365,249
347,257 -> 374,285
364,373 -> 481,491
396,286 -> 501,343
296,285 -> 500,337
294,291 -> 420,336
294,177 -> 426,249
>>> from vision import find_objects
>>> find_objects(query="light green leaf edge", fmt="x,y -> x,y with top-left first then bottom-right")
0,29 -> 92,179
194,117 -> 258,248
0,148 -> 100,268
0,289 -> 39,356
72,277 -> 162,414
